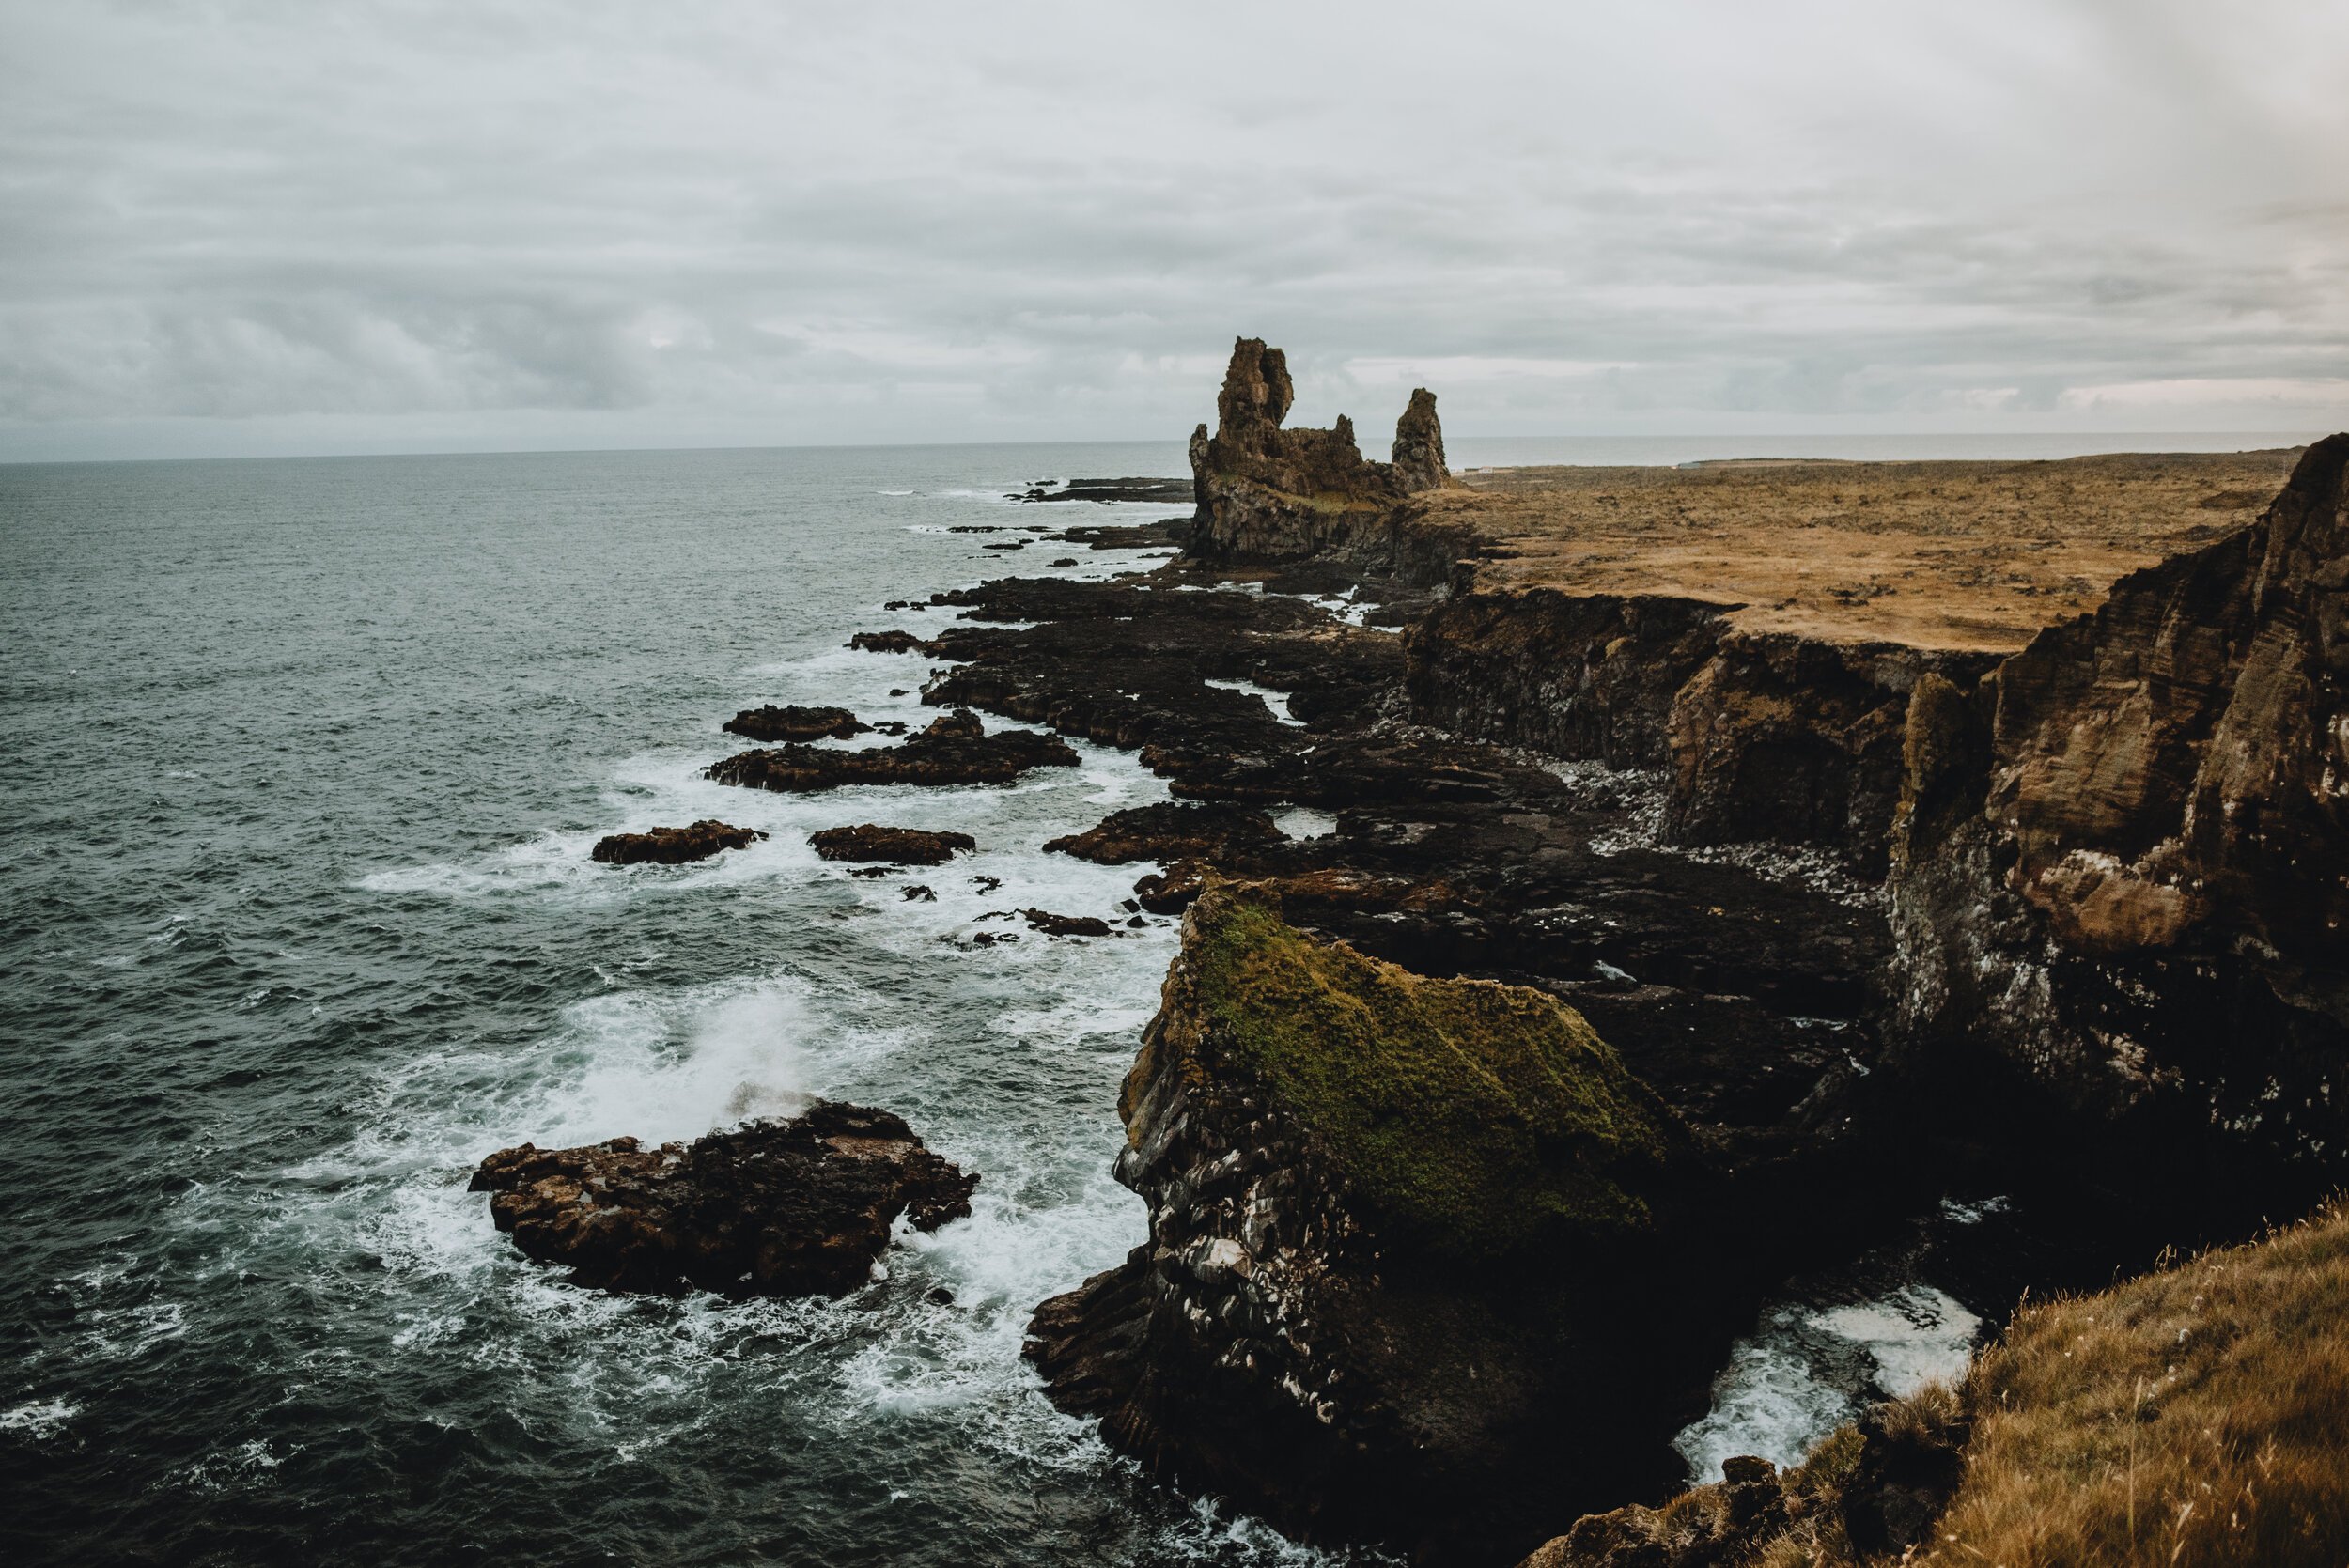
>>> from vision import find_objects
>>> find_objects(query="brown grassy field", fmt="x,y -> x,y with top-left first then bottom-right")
1658,1200 -> 2349,1568
1427,449 -> 2306,652
1911,1198 -> 2349,1568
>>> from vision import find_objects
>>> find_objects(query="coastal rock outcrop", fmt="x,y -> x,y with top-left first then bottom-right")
1026,890 -> 1765,1564
723,704 -> 868,741
469,1100 -> 978,1297
1043,801 -> 1284,864
1188,337 -> 1474,577
590,820 -> 767,865
809,824 -> 976,864
1019,908 -> 1113,938
1886,434 -> 2349,1199
706,709 -> 1078,793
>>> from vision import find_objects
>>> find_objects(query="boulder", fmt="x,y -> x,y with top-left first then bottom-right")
470,1100 -> 978,1297
590,820 -> 767,865
809,824 -> 977,865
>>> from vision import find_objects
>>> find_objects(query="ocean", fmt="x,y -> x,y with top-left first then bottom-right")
0,435 -> 2304,1565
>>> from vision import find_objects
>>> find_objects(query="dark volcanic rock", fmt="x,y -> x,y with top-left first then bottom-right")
706,709 -> 1078,793
591,820 -> 767,865
1043,801 -> 1283,864
1017,476 -> 1196,505
1020,908 -> 1112,938
1888,434 -> 2349,1204
1519,1399 -> 1968,1568
469,1100 -> 978,1297
723,704 -> 869,741
848,629 -> 934,655
1406,585 -> 1996,873
1026,892 -> 1753,1565
809,824 -> 977,864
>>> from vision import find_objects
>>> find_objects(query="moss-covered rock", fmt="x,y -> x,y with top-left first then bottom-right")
1173,890 -> 1686,1261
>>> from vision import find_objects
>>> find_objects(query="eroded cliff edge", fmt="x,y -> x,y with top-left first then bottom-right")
1026,890 -> 1833,1564
1887,433 -> 2349,1201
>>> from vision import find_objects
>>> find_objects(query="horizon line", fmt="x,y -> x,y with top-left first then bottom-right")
0,428 -> 2330,470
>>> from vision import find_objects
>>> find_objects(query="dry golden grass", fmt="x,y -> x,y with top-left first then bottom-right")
1425,449 -> 2306,652
1916,1198 -> 2349,1568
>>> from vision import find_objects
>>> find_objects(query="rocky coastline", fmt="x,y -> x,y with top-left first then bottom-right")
484,335 -> 2345,1566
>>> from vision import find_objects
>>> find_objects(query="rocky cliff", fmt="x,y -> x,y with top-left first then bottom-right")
1406,588 -> 1999,873
1188,337 -> 1474,579
1885,434 -> 2349,1202
1025,890 -> 1909,1564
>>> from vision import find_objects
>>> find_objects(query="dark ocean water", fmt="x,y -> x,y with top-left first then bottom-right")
0,443 -> 1361,1567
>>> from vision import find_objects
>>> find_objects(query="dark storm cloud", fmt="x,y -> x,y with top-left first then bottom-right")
1,0 -> 2343,458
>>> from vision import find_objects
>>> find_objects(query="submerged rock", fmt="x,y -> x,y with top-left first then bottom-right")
470,1100 -> 977,1297
723,704 -> 869,741
809,824 -> 976,865
706,709 -> 1078,793
590,820 -> 767,865
1027,890 -> 1742,1564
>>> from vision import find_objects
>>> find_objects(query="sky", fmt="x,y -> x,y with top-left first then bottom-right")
2,0 -> 2346,461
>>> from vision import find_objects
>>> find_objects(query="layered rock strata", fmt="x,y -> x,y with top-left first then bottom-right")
470,1101 -> 978,1297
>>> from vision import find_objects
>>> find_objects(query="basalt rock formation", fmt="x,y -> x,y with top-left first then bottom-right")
1042,800 -> 1285,864
1025,890 -> 1895,1564
705,708 -> 1077,793
1188,337 -> 1474,577
723,704 -> 869,741
590,820 -> 767,865
808,824 -> 976,865
469,1100 -> 978,1297
1886,434 -> 2349,1203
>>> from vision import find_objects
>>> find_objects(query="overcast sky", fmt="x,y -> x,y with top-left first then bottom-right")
3,0 -> 2345,460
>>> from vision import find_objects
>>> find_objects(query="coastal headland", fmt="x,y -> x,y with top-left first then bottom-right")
484,337 -> 2348,1566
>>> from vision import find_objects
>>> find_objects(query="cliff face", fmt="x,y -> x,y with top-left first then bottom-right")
1027,892 -> 1734,1564
1888,435 -> 2349,1192
1407,589 -> 1998,873
1188,337 -> 1471,579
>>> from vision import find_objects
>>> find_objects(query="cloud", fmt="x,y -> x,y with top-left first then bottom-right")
0,0 -> 2343,458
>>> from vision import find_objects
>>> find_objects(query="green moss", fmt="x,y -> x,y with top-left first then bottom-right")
1185,896 -> 1683,1263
